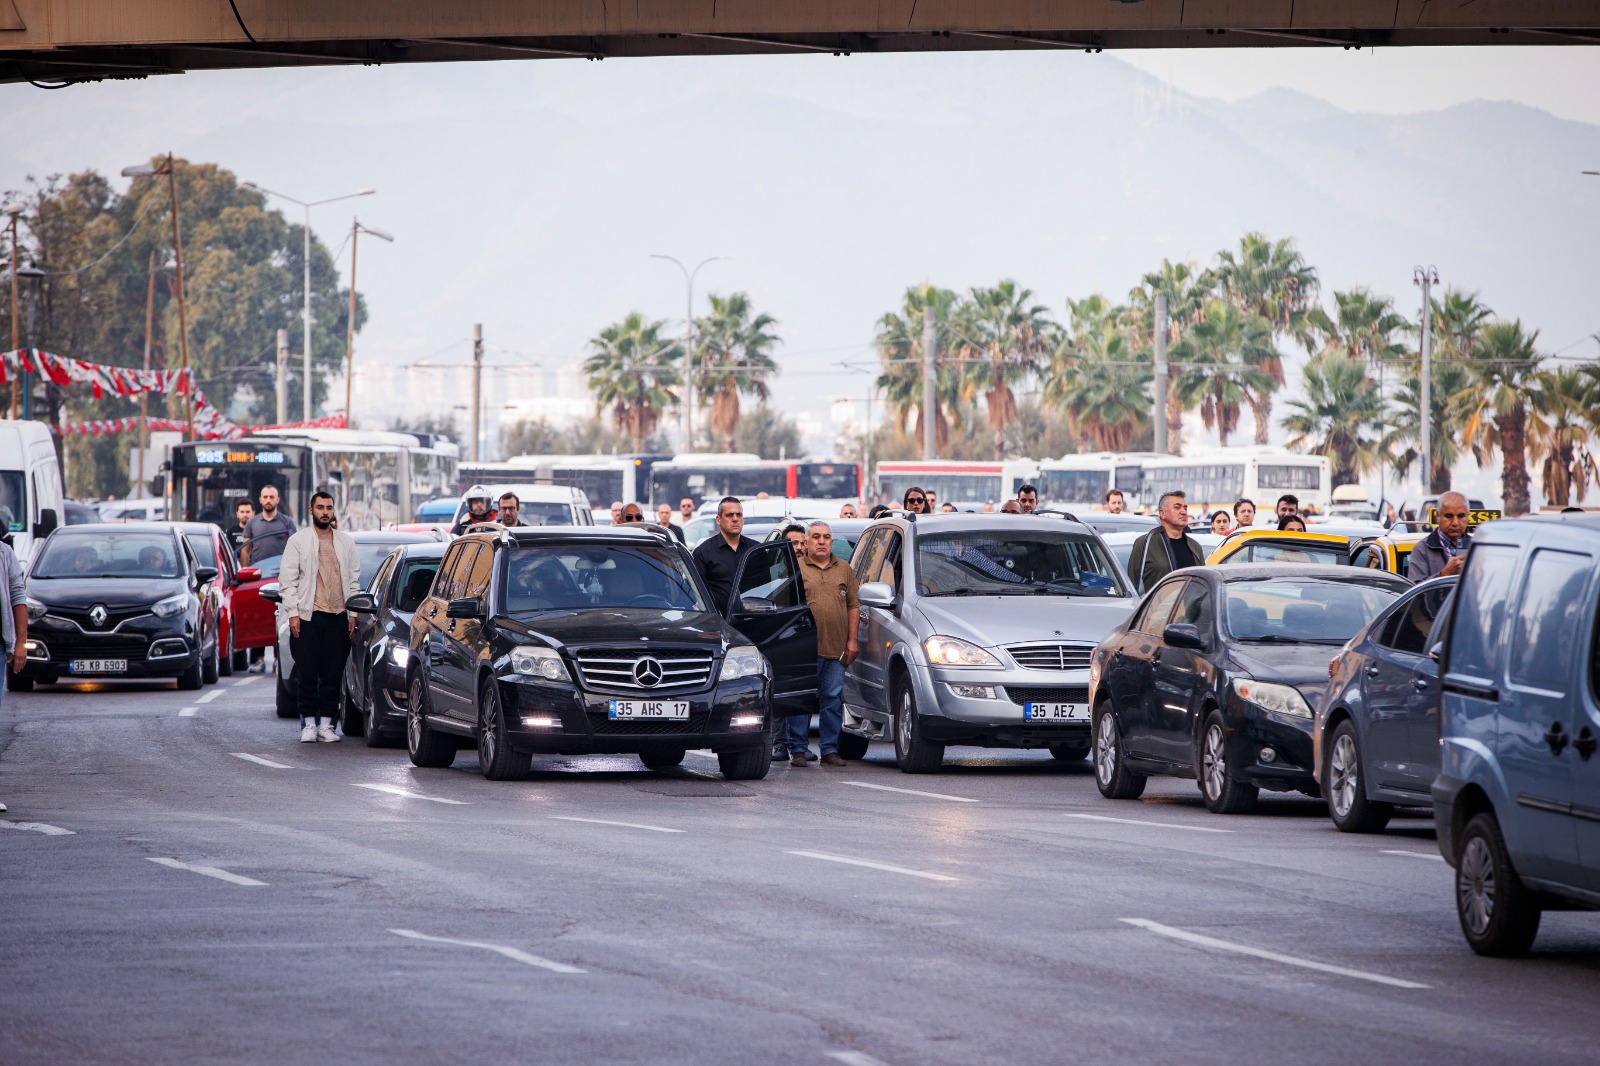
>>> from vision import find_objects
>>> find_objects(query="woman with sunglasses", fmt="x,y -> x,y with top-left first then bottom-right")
902,487 -> 928,514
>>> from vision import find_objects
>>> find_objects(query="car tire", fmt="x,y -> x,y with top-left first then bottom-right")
7,673 -> 33,692
1049,742 -> 1090,763
837,731 -> 870,761
218,626 -> 234,677
717,746 -> 770,780
1198,711 -> 1257,814
406,671 -> 456,769
363,678 -> 395,748
1093,703 -> 1146,799
177,656 -> 204,692
640,748 -> 687,770
1325,719 -> 1392,833
1456,811 -> 1542,957
476,679 -> 530,781
274,663 -> 297,718
892,679 -> 944,774
201,639 -> 219,686
341,689 -> 366,738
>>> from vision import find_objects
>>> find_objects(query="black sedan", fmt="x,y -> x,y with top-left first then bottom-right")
16,522 -> 220,691
340,541 -> 447,745
1313,576 -> 1456,832
1089,564 -> 1408,813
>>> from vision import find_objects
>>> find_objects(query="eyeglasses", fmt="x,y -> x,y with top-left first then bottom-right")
905,497 -> 926,505
621,513 -> 644,522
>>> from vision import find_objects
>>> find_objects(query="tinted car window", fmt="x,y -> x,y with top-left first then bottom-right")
914,530 -> 1123,597
370,555 -> 397,605
505,544 -> 705,612
439,543 -> 478,600
1445,544 -> 1520,684
394,558 -> 441,612
1223,579 -> 1400,643
1135,581 -> 1184,635
1508,549 -> 1593,693
184,532 -> 217,568
1173,581 -> 1215,645
1244,542 -> 1345,566
463,543 -> 494,600
879,531 -> 904,589
737,545 -> 800,609
33,533 -> 181,578
851,529 -> 885,584
1378,584 -> 1451,655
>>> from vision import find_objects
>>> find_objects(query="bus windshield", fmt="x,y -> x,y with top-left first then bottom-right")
650,465 -> 786,507
795,463 -> 858,499
1037,468 -> 1110,505
172,444 -> 304,526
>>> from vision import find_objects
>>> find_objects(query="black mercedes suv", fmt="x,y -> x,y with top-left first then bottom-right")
401,525 -> 816,781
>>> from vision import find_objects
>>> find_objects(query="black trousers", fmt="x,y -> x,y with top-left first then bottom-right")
292,611 -> 351,721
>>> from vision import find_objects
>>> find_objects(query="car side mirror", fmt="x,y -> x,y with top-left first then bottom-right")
446,597 -> 483,620
346,592 -> 378,615
1427,641 -> 1444,662
858,581 -> 895,609
195,566 -> 219,585
1163,623 -> 1207,651
234,566 -> 261,583
735,597 -> 776,615
33,508 -> 57,540
259,582 -> 281,604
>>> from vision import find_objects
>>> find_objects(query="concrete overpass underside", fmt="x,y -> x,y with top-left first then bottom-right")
2,1 -> 1597,86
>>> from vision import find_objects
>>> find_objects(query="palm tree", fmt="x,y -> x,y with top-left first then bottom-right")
583,312 -> 682,452
693,292 -> 780,452
1171,300 -> 1276,449
1306,289 -> 1410,365
1390,359 -> 1471,493
1528,367 -> 1599,507
1459,320 -> 1543,516
1046,295 -> 1151,452
1213,232 -> 1319,444
1431,289 -> 1494,361
958,279 -> 1057,459
1281,353 -> 1392,485
874,284 -> 965,451
1128,259 -> 1215,453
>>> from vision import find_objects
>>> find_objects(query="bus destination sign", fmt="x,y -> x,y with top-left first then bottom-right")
195,448 -> 289,465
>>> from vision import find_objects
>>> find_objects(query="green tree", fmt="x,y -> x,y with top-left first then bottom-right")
957,279 -> 1056,459
500,416 -> 667,458
693,292 -> 780,452
1389,359 -> 1471,494
1213,232 -> 1318,444
1172,300 -> 1276,449
1528,367 -> 1598,507
1281,353 -> 1392,486
1307,288 -> 1410,364
1459,321 -> 1543,515
874,284 -> 965,451
732,405 -> 804,460
1128,259 -> 1215,453
1045,294 -> 1151,452
583,312 -> 682,452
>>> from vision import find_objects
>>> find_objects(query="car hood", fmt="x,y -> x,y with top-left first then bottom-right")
27,576 -> 187,608
915,595 -> 1136,650
1229,642 -> 1344,701
494,608 -> 730,649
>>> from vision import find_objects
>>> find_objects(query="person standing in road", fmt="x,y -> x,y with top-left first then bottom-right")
1232,498 -> 1256,529
655,503 -> 686,543
902,487 -> 929,514
794,522 -> 860,768
1017,485 -> 1040,514
691,497 -> 757,615
679,496 -> 697,524
839,503 -> 857,518
1275,494 -> 1300,522
241,485 -> 296,566
225,499 -> 255,554
496,492 -> 523,528
278,491 -> 361,743
0,534 -> 26,814
1103,489 -> 1126,514
1127,490 -> 1206,593
1409,491 -> 1473,583
452,485 -> 495,536
609,500 -> 625,525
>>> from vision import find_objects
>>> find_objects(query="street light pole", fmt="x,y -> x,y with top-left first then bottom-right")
344,218 -> 394,427
1413,266 -> 1439,499
140,250 -> 156,489
650,254 -> 723,450
7,202 -> 23,418
242,182 -> 374,423
121,155 -> 193,440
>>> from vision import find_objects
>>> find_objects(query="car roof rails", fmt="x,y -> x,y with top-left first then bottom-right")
884,507 -> 916,522
1034,508 -> 1082,523
464,521 -> 504,535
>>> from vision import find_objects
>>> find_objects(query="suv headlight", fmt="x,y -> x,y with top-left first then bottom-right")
510,645 -> 569,682
1231,678 -> 1313,719
721,645 -> 767,681
151,594 -> 188,619
924,635 -> 1000,667
23,596 -> 46,621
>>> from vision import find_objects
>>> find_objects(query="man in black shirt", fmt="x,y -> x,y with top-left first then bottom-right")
691,496 -> 756,615
225,499 -> 255,554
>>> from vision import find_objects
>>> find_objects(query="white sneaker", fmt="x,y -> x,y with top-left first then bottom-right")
316,723 -> 341,743
299,723 -> 318,743
0,800 -> 7,813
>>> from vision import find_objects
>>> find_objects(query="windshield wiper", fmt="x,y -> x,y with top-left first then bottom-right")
1238,634 -> 1337,644
930,587 -> 1035,597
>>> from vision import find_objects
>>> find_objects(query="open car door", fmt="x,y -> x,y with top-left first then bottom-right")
727,542 -> 817,714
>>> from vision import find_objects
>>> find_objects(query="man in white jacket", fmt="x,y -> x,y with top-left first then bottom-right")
278,491 -> 361,742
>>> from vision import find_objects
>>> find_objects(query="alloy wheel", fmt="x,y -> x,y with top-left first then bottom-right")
479,691 -> 499,768
1203,723 -> 1227,800
896,688 -> 913,757
1459,835 -> 1495,937
1330,732 -> 1359,818
407,677 -> 424,755
1095,713 -> 1117,787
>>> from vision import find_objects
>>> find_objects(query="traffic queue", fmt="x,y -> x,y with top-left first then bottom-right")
5,478 -> 1596,960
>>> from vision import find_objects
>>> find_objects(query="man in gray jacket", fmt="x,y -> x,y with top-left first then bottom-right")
1408,491 -> 1472,583
278,491 -> 361,742
0,537 -> 24,813
1128,490 -> 1207,593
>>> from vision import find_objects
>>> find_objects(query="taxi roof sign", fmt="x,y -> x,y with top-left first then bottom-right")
1425,507 -> 1501,527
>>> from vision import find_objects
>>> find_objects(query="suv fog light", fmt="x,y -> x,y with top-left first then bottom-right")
731,714 -> 764,728
1260,747 -> 1277,764
148,639 -> 188,659
947,683 -> 997,700
521,716 -> 560,729
25,639 -> 47,660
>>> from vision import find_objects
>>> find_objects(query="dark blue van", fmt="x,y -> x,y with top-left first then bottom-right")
1433,515 -> 1600,956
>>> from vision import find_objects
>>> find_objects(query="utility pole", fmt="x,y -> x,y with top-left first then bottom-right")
1152,293 -> 1169,455
343,218 -> 393,429
6,203 -> 21,419
470,323 -> 483,462
275,329 -> 289,425
1414,266 -> 1438,498
139,250 -> 156,489
921,301 -> 937,460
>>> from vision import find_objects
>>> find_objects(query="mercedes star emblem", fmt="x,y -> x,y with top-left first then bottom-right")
632,656 -> 664,689
89,604 -> 108,628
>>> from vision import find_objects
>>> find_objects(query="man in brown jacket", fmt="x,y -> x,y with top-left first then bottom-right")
792,521 -> 860,767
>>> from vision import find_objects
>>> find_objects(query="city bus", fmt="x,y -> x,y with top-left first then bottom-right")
1035,453 -> 1160,510
647,454 -> 861,509
1138,447 -> 1331,516
874,459 -> 1040,509
168,429 -> 459,531
461,454 -> 669,514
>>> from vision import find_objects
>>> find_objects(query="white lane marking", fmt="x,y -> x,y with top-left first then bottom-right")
178,706 -> 199,717
353,783 -> 469,805
198,688 -> 226,704
826,1053 -> 893,1066
840,781 -> 979,803
147,857 -> 267,887
549,815 -> 684,834
230,752 -> 294,769
232,675 -> 258,686
1120,918 -> 1429,989
0,819 -> 74,836
685,750 -> 718,759
1063,812 -> 1233,834
1382,849 -> 1446,862
786,850 -> 958,883
389,928 -> 585,973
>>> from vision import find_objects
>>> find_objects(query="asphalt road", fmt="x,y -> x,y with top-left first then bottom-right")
4,673 -> 1600,1065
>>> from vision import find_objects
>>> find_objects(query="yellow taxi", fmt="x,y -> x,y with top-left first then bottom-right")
1350,531 -> 1428,579
1204,528 -> 1355,567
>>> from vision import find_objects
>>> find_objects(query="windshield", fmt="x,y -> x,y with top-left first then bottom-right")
357,540 -> 416,589
1224,579 -> 1401,644
0,471 -> 24,532
34,533 -> 182,579
453,500 -> 575,526
915,530 -> 1125,598
796,464 -> 857,499
505,544 -> 706,613
1233,540 -> 1346,566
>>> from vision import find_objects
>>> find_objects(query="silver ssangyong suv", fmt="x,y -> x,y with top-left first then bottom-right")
841,512 -> 1138,773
